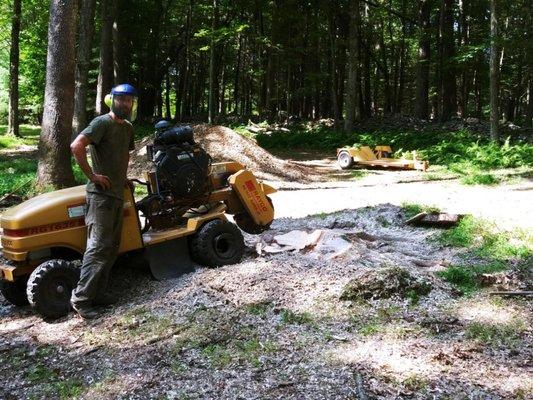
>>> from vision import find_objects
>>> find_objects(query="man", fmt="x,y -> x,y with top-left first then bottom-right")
70,84 -> 138,319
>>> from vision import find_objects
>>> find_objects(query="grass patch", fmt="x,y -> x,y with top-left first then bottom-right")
280,309 -> 315,326
0,157 -> 87,198
84,306 -> 178,345
244,302 -> 269,317
0,124 -> 41,149
0,158 -> 37,197
437,216 -> 531,295
438,262 -> 508,295
26,363 -> 84,400
402,374 -> 428,391
438,216 -> 532,260
460,172 -> 499,185
400,202 -> 440,219
466,320 -> 525,347
201,343 -> 233,367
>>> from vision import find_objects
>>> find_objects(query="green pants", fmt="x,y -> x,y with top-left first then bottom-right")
71,193 -> 124,306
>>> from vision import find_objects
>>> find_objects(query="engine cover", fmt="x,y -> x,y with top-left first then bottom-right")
154,145 -> 210,199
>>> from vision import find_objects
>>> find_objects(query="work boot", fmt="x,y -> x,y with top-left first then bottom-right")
71,302 -> 100,319
93,293 -> 117,307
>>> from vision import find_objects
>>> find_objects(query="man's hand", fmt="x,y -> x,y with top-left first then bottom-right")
91,173 -> 111,190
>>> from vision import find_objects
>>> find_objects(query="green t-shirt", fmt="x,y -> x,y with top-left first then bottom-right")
81,114 -> 135,200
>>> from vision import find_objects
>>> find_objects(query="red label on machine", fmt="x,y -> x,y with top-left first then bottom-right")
245,180 -> 256,192
242,180 -> 268,214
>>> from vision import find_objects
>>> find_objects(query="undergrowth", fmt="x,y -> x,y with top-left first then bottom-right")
255,125 -> 533,184
436,216 -> 532,294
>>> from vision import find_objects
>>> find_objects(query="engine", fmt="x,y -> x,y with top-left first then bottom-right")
139,122 -> 213,230
151,125 -> 211,199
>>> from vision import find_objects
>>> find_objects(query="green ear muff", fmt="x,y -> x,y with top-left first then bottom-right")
104,94 -> 112,108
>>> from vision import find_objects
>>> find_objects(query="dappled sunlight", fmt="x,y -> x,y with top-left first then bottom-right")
327,335 -> 532,396
329,338 -> 437,377
455,297 -> 518,325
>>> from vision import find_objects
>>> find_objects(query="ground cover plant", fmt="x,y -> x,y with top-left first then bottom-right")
253,122 -> 533,185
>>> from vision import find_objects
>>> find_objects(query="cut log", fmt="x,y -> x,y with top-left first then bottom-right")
406,212 -> 465,228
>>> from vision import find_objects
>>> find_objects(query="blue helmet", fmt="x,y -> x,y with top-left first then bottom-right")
111,83 -> 138,97
105,84 -> 138,121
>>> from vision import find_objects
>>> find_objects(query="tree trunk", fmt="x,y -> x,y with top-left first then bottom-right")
525,1 -> 533,127
329,14 -> 340,129
208,0 -> 219,124
527,77 -> 533,128
8,0 -> 21,138
440,0 -> 457,121
490,0 -> 499,141
165,72 -> 171,119
415,0 -> 430,119
379,19 -> 392,114
344,0 -> 361,132
113,2 -> 127,85
73,0 -> 96,135
458,0 -> 470,117
95,0 -> 115,115
37,0 -> 77,188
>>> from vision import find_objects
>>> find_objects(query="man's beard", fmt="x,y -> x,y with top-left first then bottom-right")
113,105 -> 131,120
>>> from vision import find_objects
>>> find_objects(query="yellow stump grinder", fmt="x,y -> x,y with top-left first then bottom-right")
0,121 -> 276,319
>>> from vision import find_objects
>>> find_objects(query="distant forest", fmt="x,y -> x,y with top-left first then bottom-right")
1,0 -> 532,131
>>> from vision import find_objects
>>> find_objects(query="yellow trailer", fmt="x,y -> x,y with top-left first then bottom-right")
337,145 -> 428,171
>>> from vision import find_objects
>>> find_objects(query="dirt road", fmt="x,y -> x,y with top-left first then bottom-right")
268,156 -> 533,230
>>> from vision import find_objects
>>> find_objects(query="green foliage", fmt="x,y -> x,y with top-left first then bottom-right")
438,263 -> 507,295
437,216 -> 531,294
0,124 -> 41,148
257,126 -> 533,185
460,172 -> 499,185
0,158 -> 37,197
0,157 -> 86,198
438,216 -> 532,260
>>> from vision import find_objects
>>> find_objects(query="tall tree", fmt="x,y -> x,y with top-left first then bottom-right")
8,0 -> 21,138
489,0 -> 499,140
37,0 -> 78,188
440,0 -> 457,120
73,0 -> 96,135
525,0 -> 533,128
95,0 -> 115,115
113,0 -> 128,84
344,0 -> 361,132
208,0 -> 219,124
415,0 -> 431,119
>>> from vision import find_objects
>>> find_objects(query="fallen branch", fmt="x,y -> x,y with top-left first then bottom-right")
489,291 -> 533,297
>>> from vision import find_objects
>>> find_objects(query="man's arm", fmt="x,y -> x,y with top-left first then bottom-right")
70,134 -> 111,190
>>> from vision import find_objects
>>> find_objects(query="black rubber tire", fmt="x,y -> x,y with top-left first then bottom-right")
0,278 -> 29,306
234,196 -> 274,234
189,219 -> 244,267
337,151 -> 354,170
27,259 -> 80,319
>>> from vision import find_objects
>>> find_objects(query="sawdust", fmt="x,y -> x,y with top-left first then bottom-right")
1,204 -> 531,399
128,124 -> 321,182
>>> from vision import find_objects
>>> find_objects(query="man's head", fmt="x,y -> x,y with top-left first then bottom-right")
105,84 -> 138,121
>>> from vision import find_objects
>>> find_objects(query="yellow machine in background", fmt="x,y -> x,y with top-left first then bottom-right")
337,145 -> 429,171
0,123 -> 276,319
